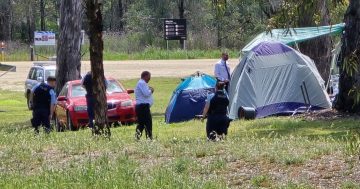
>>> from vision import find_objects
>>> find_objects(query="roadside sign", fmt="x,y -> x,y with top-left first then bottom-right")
164,19 -> 187,40
34,31 -> 56,46
0,42 -> 5,61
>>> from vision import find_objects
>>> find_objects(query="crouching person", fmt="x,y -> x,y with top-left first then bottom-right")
30,76 -> 57,134
202,82 -> 230,141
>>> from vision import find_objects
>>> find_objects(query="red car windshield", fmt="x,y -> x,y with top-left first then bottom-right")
71,80 -> 124,97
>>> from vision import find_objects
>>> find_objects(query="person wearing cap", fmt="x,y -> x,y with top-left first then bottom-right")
30,76 -> 57,134
214,52 -> 231,92
202,82 -> 230,141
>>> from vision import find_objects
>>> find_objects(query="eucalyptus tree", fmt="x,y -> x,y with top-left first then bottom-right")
55,0 -> 83,94
0,0 -> 12,41
335,0 -> 360,112
85,0 -> 110,136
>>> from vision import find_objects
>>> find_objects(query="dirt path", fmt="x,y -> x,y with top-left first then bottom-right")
0,59 -> 239,91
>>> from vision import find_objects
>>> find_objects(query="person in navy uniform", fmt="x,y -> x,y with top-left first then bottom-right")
202,82 -> 230,141
134,71 -> 154,140
30,76 -> 57,134
81,72 -> 95,128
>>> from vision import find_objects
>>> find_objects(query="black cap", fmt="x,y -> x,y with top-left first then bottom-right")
47,76 -> 56,82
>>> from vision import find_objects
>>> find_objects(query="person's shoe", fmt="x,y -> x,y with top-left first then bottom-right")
208,131 -> 217,142
135,131 -> 141,140
146,135 -> 153,140
34,129 -> 39,136
44,128 -> 51,134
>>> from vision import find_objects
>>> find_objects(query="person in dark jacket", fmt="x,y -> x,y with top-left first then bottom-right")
202,82 -> 230,141
30,76 -> 57,134
81,72 -> 108,129
81,72 -> 95,128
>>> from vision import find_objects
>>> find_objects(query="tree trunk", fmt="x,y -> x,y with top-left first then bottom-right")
0,2 -> 11,41
85,0 -> 110,136
335,0 -> 360,113
118,0 -> 124,32
213,0 -> 226,48
178,0 -> 185,49
27,2 -> 36,44
216,19 -> 222,48
298,0 -> 332,83
8,0 -> 13,40
40,0 -> 46,31
56,0 -> 83,94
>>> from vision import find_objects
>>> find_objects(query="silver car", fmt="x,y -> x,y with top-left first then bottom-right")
25,62 -> 56,109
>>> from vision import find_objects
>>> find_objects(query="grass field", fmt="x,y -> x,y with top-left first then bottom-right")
3,47 -> 239,62
0,78 -> 360,188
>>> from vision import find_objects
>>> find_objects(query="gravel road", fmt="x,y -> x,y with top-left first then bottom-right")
0,59 -> 239,91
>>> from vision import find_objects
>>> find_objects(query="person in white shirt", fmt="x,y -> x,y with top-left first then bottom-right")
134,71 -> 154,140
214,52 -> 231,91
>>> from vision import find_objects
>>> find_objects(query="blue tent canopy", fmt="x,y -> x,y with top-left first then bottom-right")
165,73 -> 216,123
242,23 -> 345,53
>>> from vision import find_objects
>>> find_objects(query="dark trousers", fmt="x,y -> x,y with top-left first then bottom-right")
135,104 -> 152,139
206,114 -> 229,141
32,108 -> 51,134
86,96 -> 95,128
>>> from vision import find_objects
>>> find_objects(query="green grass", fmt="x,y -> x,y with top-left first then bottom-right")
3,46 -> 239,62
102,48 -> 239,61
0,77 -> 359,188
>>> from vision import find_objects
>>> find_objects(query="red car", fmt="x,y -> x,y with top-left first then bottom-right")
54,78 -> 136,131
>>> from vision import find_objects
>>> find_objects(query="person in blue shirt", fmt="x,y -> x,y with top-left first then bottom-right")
214,52 -> 231,92
202,82 -> 230,141
30,76 -> 57,134
134,71 -> 154,140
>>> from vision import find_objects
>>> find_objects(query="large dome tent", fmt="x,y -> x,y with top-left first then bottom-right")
229,41 -> 331,119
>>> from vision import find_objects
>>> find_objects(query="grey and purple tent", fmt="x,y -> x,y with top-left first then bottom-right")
228,41 -> 331,119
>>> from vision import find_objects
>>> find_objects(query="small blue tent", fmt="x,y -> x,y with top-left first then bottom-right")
165,73 -> 217,123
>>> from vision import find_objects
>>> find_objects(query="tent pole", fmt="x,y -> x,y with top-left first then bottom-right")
300,85 -> 307,106
294,42 -> 301,52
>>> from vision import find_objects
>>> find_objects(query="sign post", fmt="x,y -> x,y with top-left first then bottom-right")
0,42 -> 5,61
163,19 -> 187,50
34,31 -> 56,46
33,31 -> 56,60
